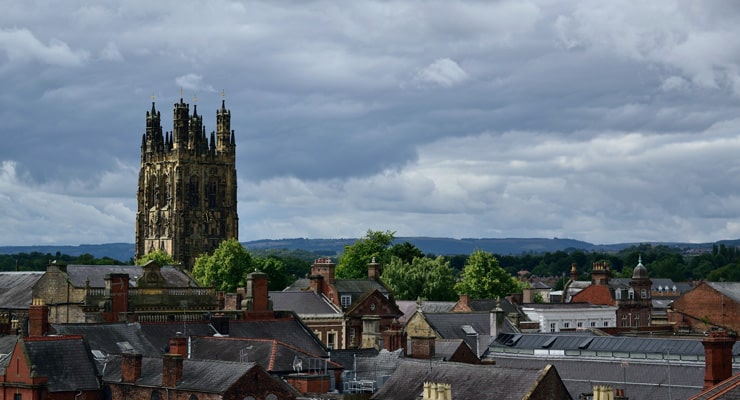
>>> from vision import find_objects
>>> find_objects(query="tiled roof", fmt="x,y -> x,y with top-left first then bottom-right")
690,372 -> 740,400
65,265 -> 196,287
187,336 -> 342,373
103,355 -> 256,392
0,272 -> 44,309
571,284 -> 616,306
22,336 -> 100,392
51,322 -> 163,357
371,359 -> 552,400
269,291 -> 342,315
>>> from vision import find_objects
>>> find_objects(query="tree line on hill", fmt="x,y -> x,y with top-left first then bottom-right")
3,231 -> 738,301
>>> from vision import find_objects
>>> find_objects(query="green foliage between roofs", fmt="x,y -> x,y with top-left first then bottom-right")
381,255 -> 457,301
192,238 -> 253,292
455,249 -> 524,299
336,229 -> 396,279
135,249 -> 175,266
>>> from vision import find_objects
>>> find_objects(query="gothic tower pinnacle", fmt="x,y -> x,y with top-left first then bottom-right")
135,97 -> 239,269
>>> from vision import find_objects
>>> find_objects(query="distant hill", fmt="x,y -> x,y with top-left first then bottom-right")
0,237 -> 726,262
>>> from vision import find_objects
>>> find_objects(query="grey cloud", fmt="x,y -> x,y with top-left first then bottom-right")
3,1 -> 740,245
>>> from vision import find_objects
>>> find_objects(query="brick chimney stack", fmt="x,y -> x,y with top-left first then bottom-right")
105,273 -> 130,321
168,335 -> 187,358
121,353 -> 142,383
162,354 -> 184,387
28,298 -> 49,337
311,258 -> 335,284
411,335 -> 436,359
368,257 -> 381,280
701,333 -> 736,389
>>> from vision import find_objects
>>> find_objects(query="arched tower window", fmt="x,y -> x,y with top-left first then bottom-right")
188,177 -> 199,207
207,180 -> 217,209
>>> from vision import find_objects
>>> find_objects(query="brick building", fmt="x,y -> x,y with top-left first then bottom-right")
283,258 -> 403,350
668,281 -> 740,334
569,258 -> 653,328
0,320 -> 100,400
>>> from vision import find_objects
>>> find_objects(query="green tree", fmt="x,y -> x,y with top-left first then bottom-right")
454,249 -> 522,299
192,238 -> 252,292
336,230 -> 395,279
135,249 -> 176,266
253,256 -> 290,291
382,256 -> 457,301
389,241 -> 424,264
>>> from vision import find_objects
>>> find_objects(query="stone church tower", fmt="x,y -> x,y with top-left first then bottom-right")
135,98 -> 238,268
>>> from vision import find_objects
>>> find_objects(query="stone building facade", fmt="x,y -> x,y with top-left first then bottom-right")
135,98 -> 238,268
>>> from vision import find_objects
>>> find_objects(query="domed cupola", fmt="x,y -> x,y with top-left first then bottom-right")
632,255 -> 648,279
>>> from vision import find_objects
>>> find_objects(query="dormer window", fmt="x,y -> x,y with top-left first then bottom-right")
628,289 -> 635,300
340,295 -> 352,308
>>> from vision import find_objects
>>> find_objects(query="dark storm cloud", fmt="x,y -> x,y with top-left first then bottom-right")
2,1 -> 740,245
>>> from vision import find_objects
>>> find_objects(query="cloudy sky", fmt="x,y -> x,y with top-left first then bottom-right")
2,1 -> 740,246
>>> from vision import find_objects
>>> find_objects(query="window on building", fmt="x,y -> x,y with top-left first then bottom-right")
151,391 -> 161,400
603,321 -> 609,327
577,322 -> 583,328
350,328 -> 356,341
615,290 -> 621,300
563,322 -> 570,329
641,289 -> 648,299
672,285 -> 677,294
628,289 -> 635,300
207,180 -> 218,209
14,394 -> 21,400
327,332 -> 336,350
590,321 -> 596,327
340,295 -> 352,308
189,395 -> 198,400
550,323 -> 556,333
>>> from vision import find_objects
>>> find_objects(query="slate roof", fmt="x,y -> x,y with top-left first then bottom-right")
0,335 -> 16,356
422,312 -> 511,352
490,333 -> 740,357
187,336 -> 342,373
284,278 -> 391,306
371,359 -> 553,400
706,282 -> 740,304
103,355 -> 257,392
51,322 -> 162,357
3,336 -> 101,392
396,300 -> 455,323
139,318 -> 328,356
434,339 -> 469,360
269,291 -> 342,315
491,354 -> 711,400
65,264 -> 196,287
0,271 -> 44,309
332,348 -> 404,383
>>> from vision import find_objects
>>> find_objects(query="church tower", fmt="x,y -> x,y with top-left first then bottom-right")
135,98 -> 238,268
